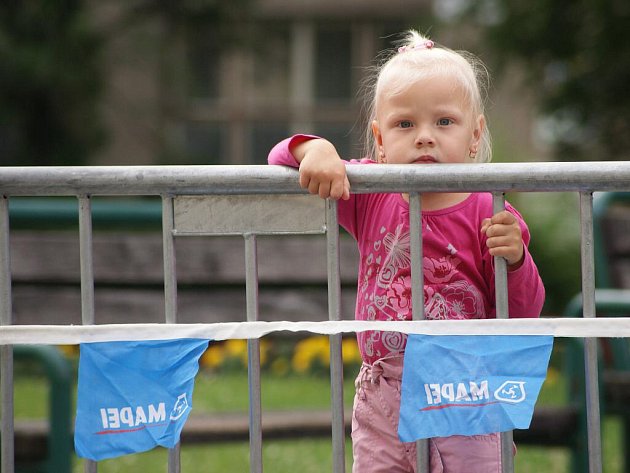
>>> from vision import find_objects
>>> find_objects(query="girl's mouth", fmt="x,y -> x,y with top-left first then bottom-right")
413,156 -> 437,164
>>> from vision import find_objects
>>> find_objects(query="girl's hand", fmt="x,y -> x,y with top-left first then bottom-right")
481,211 -> 525,270
291,139 -> 350,200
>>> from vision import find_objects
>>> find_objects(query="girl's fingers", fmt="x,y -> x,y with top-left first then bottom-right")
302,175 -> 350,200
329,178 -> 345,200
480,217 -> 491,234
482,212 -> 523,267
299,173 -> 310,190
342,176 -> 351,200
486,235 -> 517,250
486,235 -> 523,265
307,179 -> 321,196
485,223 -> 516,238
490,210 -> 517,225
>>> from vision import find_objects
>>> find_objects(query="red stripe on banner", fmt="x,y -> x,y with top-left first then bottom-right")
420,401 -> 499,412
95,422 -> 169,435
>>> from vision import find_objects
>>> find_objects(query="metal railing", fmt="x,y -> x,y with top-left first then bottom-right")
3,161 -> 630,473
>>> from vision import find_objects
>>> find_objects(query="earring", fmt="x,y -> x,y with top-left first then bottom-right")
378,148 -> 386,163
469,148 -> 477,160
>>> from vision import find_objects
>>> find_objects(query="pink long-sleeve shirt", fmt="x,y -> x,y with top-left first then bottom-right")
269,136 -> 545,365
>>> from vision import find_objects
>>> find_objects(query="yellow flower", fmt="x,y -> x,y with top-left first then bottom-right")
57,345 -> 79,358
259,339 -> 271,366
224,339 -> 248,365
200,344 -> 225,369
292,336 -> 330,373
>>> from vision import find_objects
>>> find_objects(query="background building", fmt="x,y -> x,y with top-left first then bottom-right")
91,0 -> 540,167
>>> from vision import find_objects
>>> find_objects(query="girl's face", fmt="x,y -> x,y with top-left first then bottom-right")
372,75 -> 484,166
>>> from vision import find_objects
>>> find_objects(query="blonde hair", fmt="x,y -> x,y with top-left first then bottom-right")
362,30 -> 492,163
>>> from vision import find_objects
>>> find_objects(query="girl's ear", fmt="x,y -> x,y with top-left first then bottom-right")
372,120 -> 386,163
470,114 -> 485,151
371,120 -> 383,146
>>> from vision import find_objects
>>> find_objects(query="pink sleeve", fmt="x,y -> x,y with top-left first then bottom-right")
506,246 -> 546,318
267,134 -> 321,167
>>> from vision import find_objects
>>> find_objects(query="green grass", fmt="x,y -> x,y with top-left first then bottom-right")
10,356 -> 626,473
192,370 -> 357,412
75,439 -> 355,473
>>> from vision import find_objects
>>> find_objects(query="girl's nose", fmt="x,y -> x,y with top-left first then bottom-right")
415,131 -> 434,146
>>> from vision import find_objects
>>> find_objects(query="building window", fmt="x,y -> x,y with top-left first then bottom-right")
315,25 -> 352,102
184,122 -> 225,164
250,122 -> 290,164
187,26 -> 221,100
181,19 -> 412,165
251,24 -> 291,106
314,122 -> 355,159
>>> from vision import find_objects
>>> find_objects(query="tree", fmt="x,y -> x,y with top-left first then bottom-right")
0,0 -> 250,166
0,0 -> 105,166
471,0 -> 630,161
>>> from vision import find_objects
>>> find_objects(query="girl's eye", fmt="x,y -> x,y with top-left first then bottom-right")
437,118 -> 453,126
399,120 -> 413,128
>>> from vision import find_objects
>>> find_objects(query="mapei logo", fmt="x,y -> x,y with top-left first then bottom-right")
170,393 -> 189,421
97,393 -> 190,434
422,380 -> 526,411
494,381 -> 526,403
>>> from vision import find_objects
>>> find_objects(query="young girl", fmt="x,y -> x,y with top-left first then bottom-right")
268,31 -> 545,473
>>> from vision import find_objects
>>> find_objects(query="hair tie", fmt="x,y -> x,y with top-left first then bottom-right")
398,40 -> 434,54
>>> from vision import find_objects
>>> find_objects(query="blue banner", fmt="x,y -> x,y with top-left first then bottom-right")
74,339 -> 209,460
398,335 -> 553,441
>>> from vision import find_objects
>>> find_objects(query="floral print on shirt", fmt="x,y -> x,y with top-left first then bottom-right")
358,223 -> 486,360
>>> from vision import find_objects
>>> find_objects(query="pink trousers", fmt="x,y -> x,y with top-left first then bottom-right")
351,355 -> 504,473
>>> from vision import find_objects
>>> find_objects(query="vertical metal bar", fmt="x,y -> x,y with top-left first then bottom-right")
492,192 -> 514,473
579,192 -> 602,473
162,196 -> 180,473
162,196 -> 178,325
409,193 -> 429,473
326,200 -> 346,473
167,444 -> 181,473
78,196 -> 97,473
245,234 -> 263,473
492,193 -> 509,320
79,196 -> 95,326
1,196 -> 14,473
409,193 -> 425,321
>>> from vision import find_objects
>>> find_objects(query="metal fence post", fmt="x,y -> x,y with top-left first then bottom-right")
78,196 -> 95,327
1,196 -> 14,473
245,234 -> 263,473
579,192 -> 603,473
162,195 -> 181,473
409,193 -> 430,473
326,200 -> 346,473
78,195 -> 98,473
162,196 -> 178,325
492,192 -> 514,473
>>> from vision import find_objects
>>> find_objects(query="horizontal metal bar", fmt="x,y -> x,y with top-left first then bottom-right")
3,161 -> 630,196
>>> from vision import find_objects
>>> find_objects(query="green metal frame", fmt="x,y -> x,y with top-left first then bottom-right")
2,346 -> 73,473
8,197 -> 162,230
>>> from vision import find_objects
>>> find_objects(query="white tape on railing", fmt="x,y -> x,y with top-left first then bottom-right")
1,318 -> 630,345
